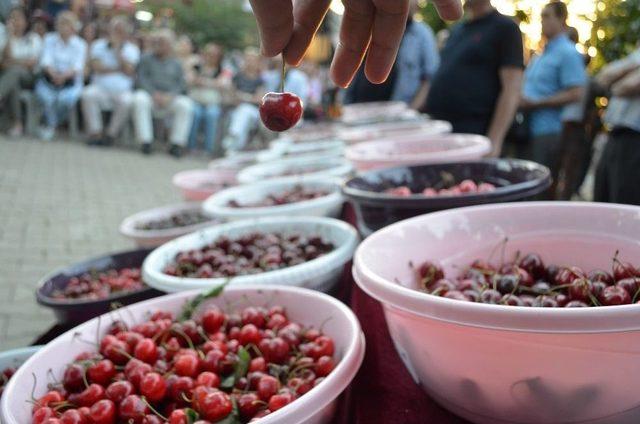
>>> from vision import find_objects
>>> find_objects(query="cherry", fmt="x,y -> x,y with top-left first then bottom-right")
429,279 -> 456,295
197,390 -> 233,422
616,278 -> 640,297
140,372 -> 167,403
518,253 -> 545,279
68,384 -> 105,408
89,400 -> 116,424
173,353 -> 199,377
63,364 -> 86,393
142,415 -> 163,424
259,92 -> 302,132
105,380 -> 135,403
168,410 -> 188,424
287,377 -> 312,396
588,269 -> 614,285
613,255 -> 639,281
494,274 -> 520,294
315,355 -> 335,377
118,395 -> 150,423
200,349 -> 225,374
238,392 -> 262,420
554,266 -> 584,286
249,357 -> 267,373
480,289 -> 502,304
134,338 -> 159,364
565,300 -> 589,307
533,295 -> 558,308
33,407 -> 56,424
168,376 -> 195,403
59,409 -> 88,424
268,390 -> 296,412
195,371 -> 221,389
127,362 -> 152,389
266,313 -> 288,330
239,324 -> 262,346
599,285 -> 631,305
257,375 -> 280,401
259,337 -> 290,364
201,308 -> 225,334
567,278 -> 594,303
443,290 -> 469,301
87,359 -> 116,386
415,261 -> 444,289
501,294 -> 524,306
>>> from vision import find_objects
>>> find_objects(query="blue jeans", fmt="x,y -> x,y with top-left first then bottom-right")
188,103 -> 222,152
35,79 -> 82,129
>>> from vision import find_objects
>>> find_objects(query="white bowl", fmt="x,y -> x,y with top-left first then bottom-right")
237,156 -> 354,184
337,119 -> 452,144
346,133 -> 492,172
1,286 -> 365,424
119,202 -> 221,248
257,140 -> 346,162
0,346 -> 42,374
353,202 -> 640,424
202,179 -> 344,221
172,169 -> 237,201
143,216 -> 359,293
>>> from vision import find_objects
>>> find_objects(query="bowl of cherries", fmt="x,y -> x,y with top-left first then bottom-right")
172,169 -> 238,202
142,216 -> 358,294
1,285 -> 365,424
343,158 -> 550,236
0,346 -> 42,400
236,156 -> 353,185
202,179 -> 344,222
354,201 -> 640,424
120,202 -> 222,248
36,249 -> 164,324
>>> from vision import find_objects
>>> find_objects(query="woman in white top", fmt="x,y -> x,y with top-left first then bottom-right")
0,7 -> 42,136
34,11 -> 87,140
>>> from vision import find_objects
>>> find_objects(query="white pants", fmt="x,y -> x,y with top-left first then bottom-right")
132,90 -> 194,146
225,103 -> 260,151
81,85 -> 133,137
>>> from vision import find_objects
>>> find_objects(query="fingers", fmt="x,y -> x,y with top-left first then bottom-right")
364,0 -> 409,83
431,0 -> 463,20
284,0 -> 332,66
330,0 -> 375,88
249,0 -> 294,57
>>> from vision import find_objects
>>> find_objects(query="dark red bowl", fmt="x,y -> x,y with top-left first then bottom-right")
342,158 -> 551,237
36,248 -> 165,324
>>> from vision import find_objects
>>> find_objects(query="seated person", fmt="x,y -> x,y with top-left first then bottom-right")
188,42 -> 232,154
0,7 -> 42,136
222,49 -> 265,152
81,16 -> 139,146
34,11 -> 86,140
132,29 -> 194,157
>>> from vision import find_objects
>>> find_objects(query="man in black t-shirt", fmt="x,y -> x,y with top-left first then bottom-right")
426,0 -> 523,156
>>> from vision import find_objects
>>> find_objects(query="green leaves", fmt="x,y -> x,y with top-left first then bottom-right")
220,346 -> 251,390
185,408 -> 199,424
179,282 -> 228,321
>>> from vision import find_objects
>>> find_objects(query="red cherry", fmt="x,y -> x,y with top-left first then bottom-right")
287,377 -> 312,396
105,380 -> 135,403
140,372 -> 167,403
63,364 -> 86,393
134,338 -> 159,364
201,308 -> 225,334
33,407 -> 56,424
259,92 -> 302,132
199,390 -> 233,422
89,400 -> 116,424
249,357 -> 267,373
268,390 -> 295,412
60,409 -> 88,424
87,360 -> 116,386
168,410 -> 188,424
68,384 -> 105,408
315,355 -> 335,377
599,285 -> 632,305
237,392 -> 262,420
257,375 -> 279,401
34,390 -> 65,412
239,324 -> 262,346
142,415 -> 163,424
118,395 -> 150,423
195,371 -> 221,388
168,376 -> 194,403
174,353 -> 199,377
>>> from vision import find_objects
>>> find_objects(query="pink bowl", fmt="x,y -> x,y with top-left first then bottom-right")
338,120 -> 452,144
172,169 -> 237,201
354,202 -> 640,424
346,133 -> 492,172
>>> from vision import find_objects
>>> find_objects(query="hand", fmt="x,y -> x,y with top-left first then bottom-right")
249,0 -> 462,87
153,92 -> 172,108
519,97 -> 538,110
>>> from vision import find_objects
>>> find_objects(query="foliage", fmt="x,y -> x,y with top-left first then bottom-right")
144,0 -> 258,50
418,2 -> 448,34
588,0 -> 640,69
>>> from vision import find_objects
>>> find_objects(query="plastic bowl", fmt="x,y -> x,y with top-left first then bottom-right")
340,101 -> 410,125
202,179 -> 344,221
119,202 -> 222,248
257,140 -> 346,162
237,156 -> 354,184
208,150 -> 266,180
343,159 -> 551,236
353,202 -> 640,424
2,285 -> 365,424
275,122 -> 344,144
338,119 -> 452,144
172,169 -> 238,201
0,346 -> 42,375
346,133 -> 492,172
143,216 -> 359,293
36,248 -> 164,324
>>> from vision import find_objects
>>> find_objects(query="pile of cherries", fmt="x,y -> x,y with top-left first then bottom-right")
1,366 -> 16,398
227,186 -> 330,208
51,268 -> 146,301
28,302 -> 336,423
274,165 -> 332,178
136,211 -> 212,231
385,179 -> 496,197
415,251 -> 640,307
163,233 -> 334,278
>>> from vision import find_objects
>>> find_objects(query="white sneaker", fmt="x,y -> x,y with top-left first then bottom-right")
38,126 -> 55,141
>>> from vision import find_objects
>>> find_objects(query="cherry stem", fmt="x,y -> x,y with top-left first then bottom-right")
141,396 -> 167,421
280,54 -> 285,93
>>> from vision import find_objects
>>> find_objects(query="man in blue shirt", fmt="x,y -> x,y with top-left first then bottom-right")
521,1 -> 586,173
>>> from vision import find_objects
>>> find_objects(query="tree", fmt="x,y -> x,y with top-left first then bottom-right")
145,0 -> 258,50
589,0 -> 640,69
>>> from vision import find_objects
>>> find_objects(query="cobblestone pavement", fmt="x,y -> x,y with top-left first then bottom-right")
0,136 -> 207,349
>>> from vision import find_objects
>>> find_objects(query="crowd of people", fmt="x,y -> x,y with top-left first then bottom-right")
1,0 -> 639,205
0,5 -> 324,157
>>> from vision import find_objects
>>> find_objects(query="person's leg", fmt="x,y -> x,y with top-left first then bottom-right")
0,66 -> 22,100
224,103 -> 259,151
607,132 -> 640,205
202,104 -> 222,153
132,90 -> 154,145
105,91 -> 133,139
80,84 -> 106,139
168,95 -> 194,147
188,103 -> 204,150
34,79 -> 58,139
593,135 -> 613,203
55,84 -> 83,128
2,66 -> 30,135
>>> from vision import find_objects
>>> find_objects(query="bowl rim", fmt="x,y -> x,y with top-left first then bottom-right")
119,201 -> 221,240
237,156 -> 354,184
202,178 -> 343,219
2,286 -> 365,424
172,168 -> 237,188
338,119 -> 452,140
142,216 -> 359,292
342,158 -> 551,206
354,201 -> 640,333
35,248 -> 156,307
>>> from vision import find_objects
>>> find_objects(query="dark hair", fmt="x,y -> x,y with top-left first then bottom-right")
546,1 -> 568,22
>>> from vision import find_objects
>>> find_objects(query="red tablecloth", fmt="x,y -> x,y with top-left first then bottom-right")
335,205 -> 469,424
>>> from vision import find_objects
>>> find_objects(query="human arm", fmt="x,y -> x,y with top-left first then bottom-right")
520,85 -> 583,109
611,67 -> 640,97
136,55 -> 156,94
487,67 -> 523,156
409,25 -> 439,110
248,0 -> 462,87
596,55 -> 640,89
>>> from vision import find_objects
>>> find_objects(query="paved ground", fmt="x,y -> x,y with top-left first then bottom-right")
0,136 -> 207,349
